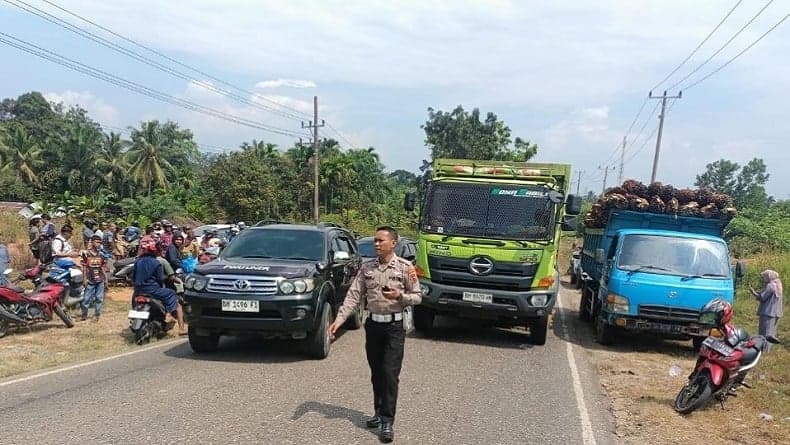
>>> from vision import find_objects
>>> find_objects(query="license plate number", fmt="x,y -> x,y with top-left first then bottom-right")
462,292 -> 493,304
703,336 -> 734,356
128,310 -> 149,320
221,299 -> 259,312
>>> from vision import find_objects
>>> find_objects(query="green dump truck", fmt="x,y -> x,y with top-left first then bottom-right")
404,159 -> 581,344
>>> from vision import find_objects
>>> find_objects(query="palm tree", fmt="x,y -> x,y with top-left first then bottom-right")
0,125 -> 44,187
96,132 -> 132,197
127,121 -> 173,195
61,123 -> 102,195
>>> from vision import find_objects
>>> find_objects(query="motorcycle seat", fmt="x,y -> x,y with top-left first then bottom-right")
2,284 -> 26,293
738,346 -> 759,366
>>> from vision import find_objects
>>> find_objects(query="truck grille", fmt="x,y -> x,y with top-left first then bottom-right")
205,275 -> 279,295
638,305 -> 700,322
427,255 -> 538,292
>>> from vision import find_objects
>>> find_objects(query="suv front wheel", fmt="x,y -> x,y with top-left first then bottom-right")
304,303 -> 331,359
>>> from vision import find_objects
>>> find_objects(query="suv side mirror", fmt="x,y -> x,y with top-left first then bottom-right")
404,192 -> 416,212
333,251 -> 350,262
565,194 -> 582,215
560,215 -> 577,232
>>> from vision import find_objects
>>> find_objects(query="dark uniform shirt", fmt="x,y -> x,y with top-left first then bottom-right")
133,255 -> 165,293
335,255 -> 422,324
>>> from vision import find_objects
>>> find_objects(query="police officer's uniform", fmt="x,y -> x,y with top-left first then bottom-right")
335,254 -> 422,427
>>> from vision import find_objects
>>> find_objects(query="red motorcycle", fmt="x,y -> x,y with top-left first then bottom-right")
0,265 -> 75,338
673,298 -> 778,414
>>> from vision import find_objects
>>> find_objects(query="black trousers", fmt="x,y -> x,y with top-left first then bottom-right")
365,318 -> 405,424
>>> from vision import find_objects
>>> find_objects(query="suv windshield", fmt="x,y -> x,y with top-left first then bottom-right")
421,182 -> 556,241
618,234 -> 730,278
221,229 -> 325,261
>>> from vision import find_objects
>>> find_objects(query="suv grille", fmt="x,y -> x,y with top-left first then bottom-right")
638,305 -> 700,322
205,275 -> 279,295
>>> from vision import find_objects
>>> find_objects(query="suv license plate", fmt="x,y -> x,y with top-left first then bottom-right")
221,299 -> 260,313
462,292 -> 493,304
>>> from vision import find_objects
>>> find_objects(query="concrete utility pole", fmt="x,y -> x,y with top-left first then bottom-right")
618,136 -> 626,184
599,165 -> 615,195
301,96 -> 325,224
648,90 -> 682,184
575,170 -> 584,195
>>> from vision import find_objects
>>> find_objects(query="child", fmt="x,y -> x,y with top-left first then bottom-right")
81,235 -> 108,322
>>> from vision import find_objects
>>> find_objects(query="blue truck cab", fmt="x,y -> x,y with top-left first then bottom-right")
578,210 -> 733,347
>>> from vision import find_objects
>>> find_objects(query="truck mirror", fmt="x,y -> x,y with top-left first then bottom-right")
565,194 -> 582,215
561,215 -> 577,232
404,192 -> 416,212
595,248 -> 605,263
548,190 -> 564,204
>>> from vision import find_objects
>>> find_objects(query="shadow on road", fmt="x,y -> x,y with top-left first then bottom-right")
410,316 -> 535,350
163,335 -> 313,364
554,277 -> 698,357
291,401 -> 378,438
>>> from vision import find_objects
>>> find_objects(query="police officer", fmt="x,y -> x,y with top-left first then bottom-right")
328,226 -> 421,444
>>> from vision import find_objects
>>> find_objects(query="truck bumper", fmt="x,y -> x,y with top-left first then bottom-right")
601,312 -> 716,337
418,279 -> 556,322
183,290 -> 317,337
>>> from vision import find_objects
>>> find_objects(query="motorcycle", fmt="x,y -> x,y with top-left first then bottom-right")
0,266 -> 75,338
673,321 -> 779,414
46,258 -> 85,312
128,293 -> 174,345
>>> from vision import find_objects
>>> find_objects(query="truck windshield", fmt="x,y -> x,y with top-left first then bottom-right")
618,234 -> 730,278
221,229 -> 325,261
421,182 -> 556,241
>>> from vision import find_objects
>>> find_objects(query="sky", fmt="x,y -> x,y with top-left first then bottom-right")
1,0 -> 788,198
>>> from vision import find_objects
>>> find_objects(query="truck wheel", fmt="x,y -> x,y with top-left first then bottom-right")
529,316 -> 549,345
413,306 -> 434,334
569,272 -> 577,285
578,285 -> 591,322
188,326 -> 219,353
594,312 -> 616,345
343,300 -> 364,330
574,273 -> 583,290
305,303 -> 331,359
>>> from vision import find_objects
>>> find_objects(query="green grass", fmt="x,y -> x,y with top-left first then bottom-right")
732,251 -> 789,421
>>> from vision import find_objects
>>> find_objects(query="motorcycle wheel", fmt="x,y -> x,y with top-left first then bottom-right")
0,319 -> 8,338
674,372 -> 713,414
54,305 -> 75,328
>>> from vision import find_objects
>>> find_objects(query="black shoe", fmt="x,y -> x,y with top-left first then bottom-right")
379,421 -> 394,443
366,415 -> 381,428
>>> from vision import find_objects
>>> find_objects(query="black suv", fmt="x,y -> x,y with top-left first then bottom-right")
183,223 -> 362,358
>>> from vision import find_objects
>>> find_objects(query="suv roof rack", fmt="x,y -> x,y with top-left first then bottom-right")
317,221 -> 342,229
254,219 -> 291,227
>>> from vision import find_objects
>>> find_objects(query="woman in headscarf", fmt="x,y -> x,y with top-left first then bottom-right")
750,270 -> 783,351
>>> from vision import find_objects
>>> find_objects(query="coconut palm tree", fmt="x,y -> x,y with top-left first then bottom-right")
127,121 -> 173,195
0,124 -> 44,187
96,131 -> 132,197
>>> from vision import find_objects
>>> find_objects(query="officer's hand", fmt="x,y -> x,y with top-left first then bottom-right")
382,287 -> 401,300
328,319 -> 342,340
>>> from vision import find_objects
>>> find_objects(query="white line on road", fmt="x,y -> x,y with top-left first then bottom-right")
0,338 -> 187,388
557,292 -> 597,445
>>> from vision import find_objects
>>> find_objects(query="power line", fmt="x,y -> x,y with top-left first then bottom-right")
99,123 -> 230,153
5,0 -> 310,125
0,32 -> 306,138
598,97 -> 649,167
622,99 -> 678,167
324,121 -> 358,149
666,0 -> 776,91
682,13 -> 789,91
35,0 -> 312,121
650,0 -> 744,91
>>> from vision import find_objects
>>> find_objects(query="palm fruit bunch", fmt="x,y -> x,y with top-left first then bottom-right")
582,178 -> 737,229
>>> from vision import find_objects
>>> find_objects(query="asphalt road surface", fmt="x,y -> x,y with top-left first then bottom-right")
0,283 -> 615,444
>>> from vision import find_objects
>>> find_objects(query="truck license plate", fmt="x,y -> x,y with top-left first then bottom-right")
462,292 -> 493,304
221,299 -> 260,312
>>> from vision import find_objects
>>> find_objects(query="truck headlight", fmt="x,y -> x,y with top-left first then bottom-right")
419,284 -> 430,295
530,294 -> 548,307
606,293 -> 629,313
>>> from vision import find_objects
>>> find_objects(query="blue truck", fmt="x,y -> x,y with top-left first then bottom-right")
578,210 -> 733,347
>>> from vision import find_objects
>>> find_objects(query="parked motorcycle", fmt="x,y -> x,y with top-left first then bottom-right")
673,298 -> 779,414
46,258 -> 85,312
0,266 -> 75,338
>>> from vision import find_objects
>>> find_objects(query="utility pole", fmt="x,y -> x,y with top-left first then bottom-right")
618,136 -> 626,183
301,96 -> 324,223
648,90 -> 682,184
575,170 -> 584,195
599,165 -> 615,195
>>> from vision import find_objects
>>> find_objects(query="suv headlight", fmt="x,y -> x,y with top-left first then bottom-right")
530,294 -> 548,307
192,276 -> 208,291
280,278 -> 315,295
606,293 -> 629,313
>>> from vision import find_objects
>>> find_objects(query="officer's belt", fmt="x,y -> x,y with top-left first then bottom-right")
369,312 -> 403,323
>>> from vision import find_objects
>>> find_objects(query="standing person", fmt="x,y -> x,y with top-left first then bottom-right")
165,233 -> 184,272
0,230 -> 10,287
27,215 -> 42,262
182,227 -> 200,258
750,270 -> 783,351
82,219 -> 96,250
328,226 -> 422,443
102,223 -> 117,273
734,255 -> 746,290
94,222 -> 106,243
132,240 -> 185,335
159,221 -> 174,255
80,235 -> 107,322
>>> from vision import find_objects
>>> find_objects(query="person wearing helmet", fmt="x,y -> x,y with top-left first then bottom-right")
125,221 -> 141,243
153,221 -> 164,237
228,226 -> 240,243
132,239 -> 185,335
237,221 -> 246,231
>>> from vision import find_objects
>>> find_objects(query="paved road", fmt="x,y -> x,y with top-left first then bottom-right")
0,283 -> 615,444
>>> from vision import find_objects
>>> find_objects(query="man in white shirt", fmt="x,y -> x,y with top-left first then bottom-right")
52,226 -> 80,259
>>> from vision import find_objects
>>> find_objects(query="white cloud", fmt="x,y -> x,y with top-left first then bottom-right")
43,90 -> 119,124
255,79 -> 316,89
